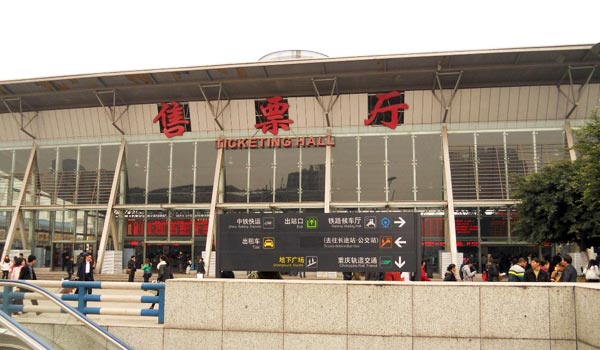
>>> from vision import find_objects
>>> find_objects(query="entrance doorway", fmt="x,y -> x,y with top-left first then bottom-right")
144,243 -> 192,273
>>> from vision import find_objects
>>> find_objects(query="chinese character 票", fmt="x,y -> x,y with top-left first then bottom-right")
255,96 -> 293,135
364,91 -> 409,129
153,102 -> 190,138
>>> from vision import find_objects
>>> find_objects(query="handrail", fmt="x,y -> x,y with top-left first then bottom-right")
0,308 -> 51,350
0,280 -> 132,350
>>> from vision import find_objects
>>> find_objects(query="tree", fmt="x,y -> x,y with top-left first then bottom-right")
513,112 -> 600,251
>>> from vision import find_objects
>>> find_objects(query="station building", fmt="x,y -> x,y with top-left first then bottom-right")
0,45 -> 599,274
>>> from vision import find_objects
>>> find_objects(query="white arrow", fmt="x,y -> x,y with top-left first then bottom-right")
394,256 -> 406,269
393,216 -> 406,228
394,237 -> 407,248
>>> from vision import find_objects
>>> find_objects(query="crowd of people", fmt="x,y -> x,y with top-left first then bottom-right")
440,253 -> 600,283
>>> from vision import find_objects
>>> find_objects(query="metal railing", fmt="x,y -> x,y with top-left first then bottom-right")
32,280 -> 166,324
0,280 -> 132,350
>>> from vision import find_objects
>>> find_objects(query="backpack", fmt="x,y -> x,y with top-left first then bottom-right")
459,263 -> 465,280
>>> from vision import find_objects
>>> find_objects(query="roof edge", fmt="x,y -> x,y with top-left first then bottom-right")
0,44 -> 595,85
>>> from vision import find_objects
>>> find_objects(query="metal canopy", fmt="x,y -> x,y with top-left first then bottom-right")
1,44 -> 599,114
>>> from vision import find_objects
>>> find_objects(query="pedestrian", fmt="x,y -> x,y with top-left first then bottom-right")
582,259 -> 600,282
508,258 -> 528,282
551,262 -> 564,282
177,251 -> 186,274
127,256 -> 137,282
19,255 -> 40,312
365,271 -> 384,281
461,259 -> 476,281
77,254 -> 95,294
142,258 -> 152,282
65,255 -> 74,280
444,264 -> 457,281
220,270 -> 235,278
486,258 -> 500,282
9,257 -> 25,280
421,260 -> 431,281
197,257 -> 206,278
150,255 -> 172,310
560,254 -> 578,282
1,255 -> 11,279
524,257 -> 550,282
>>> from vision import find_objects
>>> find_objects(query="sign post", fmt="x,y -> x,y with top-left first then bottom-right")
217,213 -> 422,279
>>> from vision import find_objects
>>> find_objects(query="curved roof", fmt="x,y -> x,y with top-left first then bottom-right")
1,44 -> 599,114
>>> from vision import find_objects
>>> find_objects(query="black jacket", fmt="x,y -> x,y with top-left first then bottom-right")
19,265 -> 36,280
524,268 -> 550,282
77,260 -> 95,281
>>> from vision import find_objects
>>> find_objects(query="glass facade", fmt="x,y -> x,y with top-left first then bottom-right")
0,89 -> 581,273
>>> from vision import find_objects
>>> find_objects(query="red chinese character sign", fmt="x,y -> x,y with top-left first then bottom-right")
255,96 -> 293,135
153,102 -> 191,138
364,91 -> 409,129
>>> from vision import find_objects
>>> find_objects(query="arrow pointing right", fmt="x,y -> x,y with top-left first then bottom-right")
393,216 -> 406,228
394,256 -> 406,269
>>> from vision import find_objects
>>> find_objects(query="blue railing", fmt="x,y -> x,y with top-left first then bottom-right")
16,280 -> 166,324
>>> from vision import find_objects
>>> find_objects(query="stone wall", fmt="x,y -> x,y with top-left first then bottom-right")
110,279 -> 600,350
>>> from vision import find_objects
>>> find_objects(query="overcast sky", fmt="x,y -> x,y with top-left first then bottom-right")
1,0 -> 598,82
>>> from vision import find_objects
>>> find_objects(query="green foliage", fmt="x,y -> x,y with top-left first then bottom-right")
513,111 -> 600,249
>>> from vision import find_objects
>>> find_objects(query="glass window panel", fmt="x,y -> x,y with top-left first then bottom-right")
56,147 -> 78,205
33,148 -> 58,205
195,142 -> 216,203
170,210 -> 193,239
476,133 -> 506,200
13,149 -> 31,174
388,135 -> 415,201
147,143 -> 170,204
448,133 -> 477,200
275,148 -> 300,202
224,150 -> 248,203
249,149 -> 273,202
147,210 -> 168,240
301,148 -> 325,202
536,130 -> 568,168
99,145 -> 118,204
359,136 -> 385,202
124,144 -> 148,204
78,146 -> 100,205
332,137 -> 358,201
0,151 -> 12,206
171,142 -> 194,203
0,211 -> 10,240
480,207 -> 509,241
415,134 -> 443,200
454,208 -> 480,257
505,132 -> 534,197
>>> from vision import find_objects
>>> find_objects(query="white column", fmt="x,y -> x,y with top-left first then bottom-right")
441,126 -> 458,265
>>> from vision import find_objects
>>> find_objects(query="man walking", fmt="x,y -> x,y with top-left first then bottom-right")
524,257 -> 550,282
127,255 -> 137,282
19,255 -> 40,312
77,254 -> 95,294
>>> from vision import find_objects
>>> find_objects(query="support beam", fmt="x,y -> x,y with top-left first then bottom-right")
2,145 -> 37,260
198,83 -> 231,131
204,147 -> 224,277
557,65 -> 597,119
324,129 -> 332,213
95,140 -> 126,273
312,78 -> 340,127
95,90 -> 128,134
441,126 -> 458,265
2,97 -> 38,139
432,71 -> 463,123
564,122 -> 578,161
